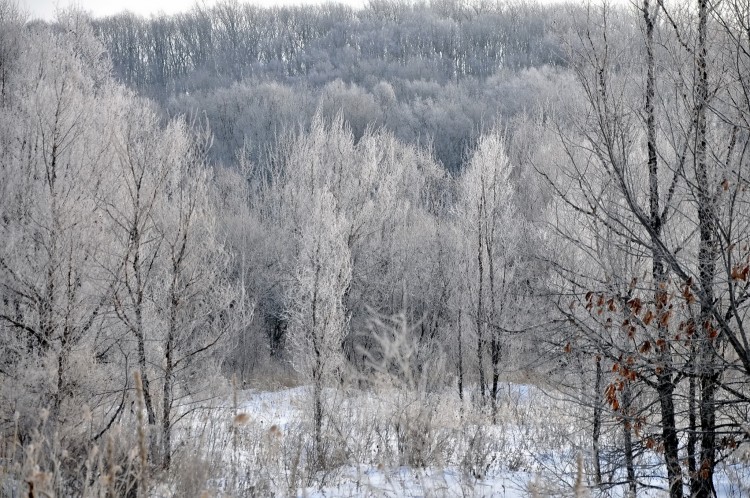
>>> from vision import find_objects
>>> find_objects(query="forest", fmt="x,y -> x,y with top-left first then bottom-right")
0,0 -> 749,496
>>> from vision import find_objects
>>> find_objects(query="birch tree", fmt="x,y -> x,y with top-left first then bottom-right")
0,17 -> 119,435
151,121 -> 244,469
285,189 -> 351,469
456,130 -> 522,414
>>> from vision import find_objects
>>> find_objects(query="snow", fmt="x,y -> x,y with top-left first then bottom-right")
297,467 -> 531,497
174,384 -> 750,498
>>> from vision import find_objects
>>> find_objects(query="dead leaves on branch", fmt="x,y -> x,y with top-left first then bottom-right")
731,263 -> 750,282
577,273 -> 722,353
572,275 -> 724,434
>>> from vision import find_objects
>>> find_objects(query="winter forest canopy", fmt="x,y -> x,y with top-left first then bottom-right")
1,0 -> 750,496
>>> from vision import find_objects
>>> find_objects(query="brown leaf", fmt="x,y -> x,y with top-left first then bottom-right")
656,290 -> 669,308
732,265 -> 750,281
656,338 -> 667,351
732,266 -> 742,280
659,310 -> 673,328
233,413 -> 251,426
682,285 -> 696,304
686,320 -> 696,336
628,298 -> 643,315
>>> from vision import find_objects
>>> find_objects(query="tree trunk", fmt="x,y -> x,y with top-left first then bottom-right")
490,336 -> 500,423
643,3 -> 683,494
53,329 -> 71,420
476,211 -> 485,401
657,372 -> 683,497
132,225 -> 157,427
655,251 -> 684,498
458,308 -> 464,402
693,1 -> 718,495
688,346 -> 698,480
696,372 -> 719,497
487,234 -> 500,423
622,382 -> 636,497
592,354 -> 603,486
135,327 -> 156,425
313,376 -> 324,469
311,255 -> 325,470
162,286 -> 178,470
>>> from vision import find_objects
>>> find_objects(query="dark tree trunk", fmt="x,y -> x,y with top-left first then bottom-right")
487,233 -> 500,423
311,255 -> 325,470
592,355 -> 602,486
643,2 -> 683,494
693,1 -> 719,495
476,213 -> 485,401
133,233 -> 156,426
688,346 -> 698,480
162,291 -> 177,470
458,308 -> 464,402
655,251 -> 684,498
622,383 -> 636,497
490,335 -> 500,423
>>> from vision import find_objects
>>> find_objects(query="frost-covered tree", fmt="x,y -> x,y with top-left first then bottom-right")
0,13 -> 121,439
0,10 -> 249,482
151,121 -> 245,469
538,1 -> 750,494
285,190 -> 351,469
456,130 -> 526,415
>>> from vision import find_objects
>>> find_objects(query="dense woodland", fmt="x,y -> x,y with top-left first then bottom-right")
1,0 -> 750,496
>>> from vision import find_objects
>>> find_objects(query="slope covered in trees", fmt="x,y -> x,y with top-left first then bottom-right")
1,0 -> 749,496
92,0 -> 573,171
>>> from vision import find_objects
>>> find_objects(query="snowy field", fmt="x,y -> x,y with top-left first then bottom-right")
169,384 -> 750,497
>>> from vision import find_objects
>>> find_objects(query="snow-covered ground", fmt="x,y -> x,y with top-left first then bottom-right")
173,384 -> 750,497
229,384 -> 537,497
297,466 -> 531,497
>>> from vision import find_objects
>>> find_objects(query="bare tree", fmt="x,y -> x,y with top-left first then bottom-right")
153,121 -> 245,469
285,189 -> 352,469
456,129 -> 523,415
